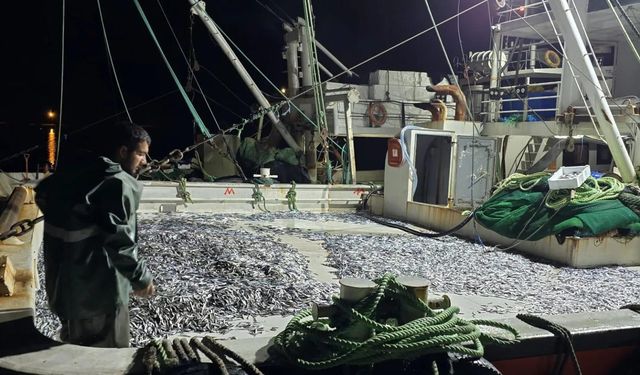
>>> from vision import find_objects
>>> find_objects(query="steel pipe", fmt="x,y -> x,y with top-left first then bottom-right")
426,85 -> 467,121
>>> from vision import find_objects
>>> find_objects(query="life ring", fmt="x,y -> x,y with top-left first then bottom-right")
367,102 -> 387,127
543,50 -> 561,68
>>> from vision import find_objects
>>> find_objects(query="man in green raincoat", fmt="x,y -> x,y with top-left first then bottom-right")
35,121 -> 155,348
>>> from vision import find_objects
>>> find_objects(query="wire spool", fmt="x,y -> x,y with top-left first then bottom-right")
367,101 -> 387,127
537,49 -> 562,68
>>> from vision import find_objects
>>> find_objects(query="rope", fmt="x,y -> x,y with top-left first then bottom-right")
606,0 -> 640,65
569,0 -> 612,97
539,0 -> 605,141
545,176 -> 626,210
141,343 -> 159,374
340,144 -> 352,184
132,0 -> 211,138
614,0 -> 640,39
190,338 -> 228,373
517,314 -> 582,375
286,181 -> 297,211
507,1 -> 640,140
211,21 -> 348,157
96,0 -> 132,122
0,91 -> 178,168
207,1 -> 489,163
198,64 -> 251,110
180,338 -> 199,362
202,336 -> 265,375
176,177 -> 192,204
192,150 -> 216,182
303,0 -> 331,182
274,274 -> 518,370
492,172 -> 549,196
154,0 -> 221,132
252,184 -> 269,212
152,339 -> 179,368
54,0 -> 65,168
144,337 -> 238,374
423,0 -> 482,135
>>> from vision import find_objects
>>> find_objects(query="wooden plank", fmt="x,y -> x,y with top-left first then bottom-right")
0,256 -> 16,296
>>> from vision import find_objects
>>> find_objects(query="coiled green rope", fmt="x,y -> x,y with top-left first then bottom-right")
274,275 -> 519,370
545,176 -> 626,210
492,172 -> 549,196
492,173 -> 627,211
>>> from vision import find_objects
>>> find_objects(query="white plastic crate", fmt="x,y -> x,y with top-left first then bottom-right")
548,165 -> 591,190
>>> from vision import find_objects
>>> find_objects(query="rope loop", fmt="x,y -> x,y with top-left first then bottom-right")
274,274 -> 519,370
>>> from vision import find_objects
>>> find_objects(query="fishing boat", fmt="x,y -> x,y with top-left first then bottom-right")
1,0 -> 639,374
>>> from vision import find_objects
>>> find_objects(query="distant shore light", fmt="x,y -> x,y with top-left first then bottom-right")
48,128 -> 56,167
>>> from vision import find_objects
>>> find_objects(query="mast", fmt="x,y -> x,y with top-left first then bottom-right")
547,0 -> 637,182
188,0 -> 301,152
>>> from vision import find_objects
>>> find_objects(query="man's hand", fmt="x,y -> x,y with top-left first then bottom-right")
133,282 -> 155,298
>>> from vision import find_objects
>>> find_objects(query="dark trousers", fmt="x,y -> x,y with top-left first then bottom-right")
59,306 -> 130,348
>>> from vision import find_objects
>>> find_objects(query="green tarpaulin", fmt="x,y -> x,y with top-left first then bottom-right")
475,178 -> 640,241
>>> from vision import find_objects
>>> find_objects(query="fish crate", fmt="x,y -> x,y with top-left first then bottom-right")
548,165 -> 591,190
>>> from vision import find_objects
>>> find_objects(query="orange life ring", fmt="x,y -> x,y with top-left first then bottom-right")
367,102 -> 387,127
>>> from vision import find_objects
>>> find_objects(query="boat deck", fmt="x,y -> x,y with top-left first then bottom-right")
0,206 -> 637,373
32,211 -> 640,346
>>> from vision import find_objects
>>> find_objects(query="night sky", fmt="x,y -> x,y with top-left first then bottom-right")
1,0 -> 493,170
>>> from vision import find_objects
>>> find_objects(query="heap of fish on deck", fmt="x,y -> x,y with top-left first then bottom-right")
35,212 -> 640,347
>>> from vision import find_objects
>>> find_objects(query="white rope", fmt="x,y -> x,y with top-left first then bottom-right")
97,0 -> 132,122
54,0 -> 65,168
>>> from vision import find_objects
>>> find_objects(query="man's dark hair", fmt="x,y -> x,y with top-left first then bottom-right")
103,121 -> 151,155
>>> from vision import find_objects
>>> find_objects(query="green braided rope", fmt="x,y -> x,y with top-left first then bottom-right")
176,177 -> 192,204
545,176 -> 626,210
493,172 -> 549,195
251,184 -> 269,212
274,275 -> 519,370
493,173 -> 627,212
286,182 -> 297,211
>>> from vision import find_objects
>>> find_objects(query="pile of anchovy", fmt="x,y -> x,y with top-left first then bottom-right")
34,211 -> 640,348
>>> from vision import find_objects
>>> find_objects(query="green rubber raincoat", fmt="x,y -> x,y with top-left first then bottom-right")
35,156 -> 152,320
